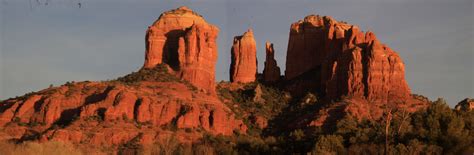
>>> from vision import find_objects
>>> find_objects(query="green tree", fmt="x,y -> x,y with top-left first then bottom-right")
311,135 -> 345,155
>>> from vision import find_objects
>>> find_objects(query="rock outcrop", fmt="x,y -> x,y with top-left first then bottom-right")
0,7 -> 436,152
263,42 -> 281,83
144,6 -> 219,93
285,15 -> 411,104
0,7 -> 247,148
230,29 -> 257,83
455,98 -> 474,111
250,115 -> 268,129
0,81 -> 246,147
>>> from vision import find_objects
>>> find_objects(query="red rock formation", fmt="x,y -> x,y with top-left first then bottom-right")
0,7 -> 246,148
285,15 -> 411,104
263,42 -> 281,83
0,8 -> 432,151
144,6 -> 219,93
0,80 -> 247,147
103,92 -> 137,121
230,29 -> 257,83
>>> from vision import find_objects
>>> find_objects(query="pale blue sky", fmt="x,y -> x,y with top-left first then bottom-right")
1,0 -> 472,106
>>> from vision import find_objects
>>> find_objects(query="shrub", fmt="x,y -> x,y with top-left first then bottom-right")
311,135 -> 345,155
114,64 -> 180,85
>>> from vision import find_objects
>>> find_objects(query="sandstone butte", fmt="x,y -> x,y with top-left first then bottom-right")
0,7 -> 247,150
0,7 -> 430,151
286,15 -> 411,102
284,15 -> 427,122
144,6 -> 219,94
230,29 -> 258,83
262,42 -> 281,83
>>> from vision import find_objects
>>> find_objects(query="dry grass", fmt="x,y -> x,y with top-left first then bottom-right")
0,140 -> 83,155
138,135 -> 216,155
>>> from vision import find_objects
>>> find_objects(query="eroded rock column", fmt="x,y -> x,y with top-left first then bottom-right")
263,42 -> 281,83
230,29 -> 257,83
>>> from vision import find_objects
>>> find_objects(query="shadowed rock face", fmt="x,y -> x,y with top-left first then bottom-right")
263,42 -> 281,83
456,98 -> 474,111
230,29 -> 257,83
285,15 -> 411,103
144,6 -> 219,93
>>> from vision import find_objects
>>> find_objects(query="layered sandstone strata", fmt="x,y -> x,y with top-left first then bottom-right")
285,15 -> 411,103
144,6 -> 219,93
0,81 -> 247,146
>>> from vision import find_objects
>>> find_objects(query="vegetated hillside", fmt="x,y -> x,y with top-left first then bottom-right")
215,82 -> 473,154
0,6 -> 472,154
0,65 -> 248,154
1,73 -> 472,154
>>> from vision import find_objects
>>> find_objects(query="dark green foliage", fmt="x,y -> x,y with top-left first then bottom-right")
335,117 -> 382,145
112,64 -> 198,91
406,98 -> 473,154
311,135 -> 346,154
217,82 -> 288,122
328,98 -> 473,154
115,64 -> 181,85
195,97 -> 472,154
194,133 -> 283,154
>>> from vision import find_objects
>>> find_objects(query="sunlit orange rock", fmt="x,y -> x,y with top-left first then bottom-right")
0,7 -> 247,147
104,92 -> 137,121
13,95 -> 43,122
0,7 -> 433,151
0,80 -> 247,147
230,29 -> 257,83
144,6 -> 219,93
285,15 -> 411,104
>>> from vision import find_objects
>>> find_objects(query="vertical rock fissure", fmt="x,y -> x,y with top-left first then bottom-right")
285,15 -> 411,103
209,110 -> 214,128
133,98 -> 142,121
143,7 -> 219,93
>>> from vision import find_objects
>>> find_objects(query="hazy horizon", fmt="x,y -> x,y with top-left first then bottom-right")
1,0 -> 472,107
